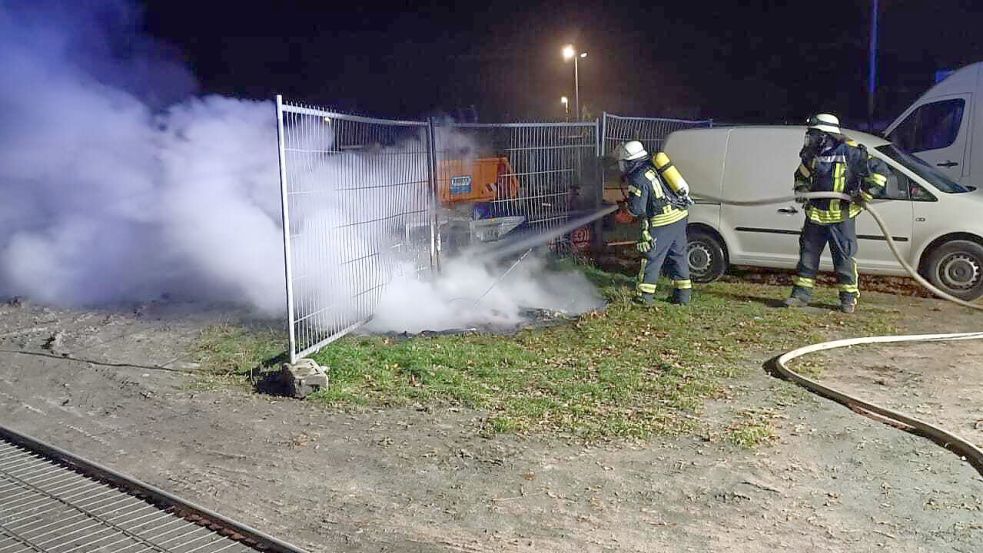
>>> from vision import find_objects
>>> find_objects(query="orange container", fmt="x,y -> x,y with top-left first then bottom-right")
437,157 -> 519,204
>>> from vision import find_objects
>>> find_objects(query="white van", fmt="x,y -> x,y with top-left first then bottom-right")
664,126 -> 983,300
884,62 -> 983,189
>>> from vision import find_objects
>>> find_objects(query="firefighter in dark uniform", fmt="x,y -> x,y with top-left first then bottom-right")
616,140 -> 693,305
785,113 -> 889,313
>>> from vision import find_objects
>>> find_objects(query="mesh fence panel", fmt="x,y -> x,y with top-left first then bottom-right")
276,98 -> 435,362
601,113 -> 713,156
274,107 -> 720,361
433,121 -> 600,253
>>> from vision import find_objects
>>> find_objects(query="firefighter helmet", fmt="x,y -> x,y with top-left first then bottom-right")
807,113 -> 841,135
616,140 -> 648,162
616,141 -> 648,173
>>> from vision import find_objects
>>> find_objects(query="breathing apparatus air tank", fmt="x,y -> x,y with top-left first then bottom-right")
653,152 -> 688,195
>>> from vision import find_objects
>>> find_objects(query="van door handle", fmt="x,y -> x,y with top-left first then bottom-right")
778,207 -> 799,215
937,160 -> 959,167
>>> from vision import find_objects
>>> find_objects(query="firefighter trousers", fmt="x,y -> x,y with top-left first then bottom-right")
637,217 -> 691,300
790,217 -> 860,303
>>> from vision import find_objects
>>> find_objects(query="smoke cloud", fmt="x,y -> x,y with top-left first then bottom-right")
367,255 -> 603,334
0,0 -> 604,333
0,1 -> 286,312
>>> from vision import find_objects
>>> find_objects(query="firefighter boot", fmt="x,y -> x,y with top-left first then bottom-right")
669,288 -> 691,305
839,292 -> 858,314
783,286 -> 812,308
634,293 -> 657,306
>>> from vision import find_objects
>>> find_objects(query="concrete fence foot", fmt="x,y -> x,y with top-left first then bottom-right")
280,358 -> 328,399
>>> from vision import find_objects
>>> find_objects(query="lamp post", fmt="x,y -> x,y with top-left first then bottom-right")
868,0 -> 879,131
561,96 -> 569,120
563,45 -> 587,120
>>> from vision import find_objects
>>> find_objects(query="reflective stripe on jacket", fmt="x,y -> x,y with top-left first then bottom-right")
795,139 -> 889,224
625,159 -> 688,232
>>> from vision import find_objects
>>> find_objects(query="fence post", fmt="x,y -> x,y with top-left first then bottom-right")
275,95 -> 297,365
600,112 -> 608,157
592,117 -> 605,252
427,117 -> 442,273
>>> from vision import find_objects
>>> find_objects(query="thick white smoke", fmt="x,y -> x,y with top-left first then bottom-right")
0,0 -> 603,332
367,256 -> 603,334
0,1 -> 285,312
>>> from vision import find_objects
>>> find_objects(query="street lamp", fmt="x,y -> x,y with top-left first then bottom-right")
563,45 -> 587,120
561,96 -> 569,120
868,0 -> 879,131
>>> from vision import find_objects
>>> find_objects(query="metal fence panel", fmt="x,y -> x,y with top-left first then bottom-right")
433,121 -> 600,254
276,97 -> 434,362
273,106 -> 717,362
601,112 -> 713,157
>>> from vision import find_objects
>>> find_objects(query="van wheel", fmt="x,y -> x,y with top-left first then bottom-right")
924,240 -> 983,300
687,229 -> 727,283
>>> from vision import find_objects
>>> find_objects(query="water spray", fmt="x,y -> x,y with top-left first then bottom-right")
477,205 -> 619,261
470,248 -> 533,309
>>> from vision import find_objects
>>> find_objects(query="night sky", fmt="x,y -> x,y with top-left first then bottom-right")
142,0 -> 983,128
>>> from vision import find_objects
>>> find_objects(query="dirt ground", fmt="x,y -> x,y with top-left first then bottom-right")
808,301 -> 983,457
1,294 -> 981,553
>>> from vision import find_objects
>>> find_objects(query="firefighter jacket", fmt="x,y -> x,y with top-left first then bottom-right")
624,158 -> 688,244
794,138 -> 890,224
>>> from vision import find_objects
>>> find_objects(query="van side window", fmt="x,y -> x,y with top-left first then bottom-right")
881,167 -> 911,200
888,99 -> 965,153
909,182 -> 938,202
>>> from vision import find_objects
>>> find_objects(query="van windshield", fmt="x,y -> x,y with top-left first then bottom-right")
874,144 -> 971,193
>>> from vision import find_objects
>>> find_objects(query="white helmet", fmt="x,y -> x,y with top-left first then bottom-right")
807,113 -> 841,135
616,140 -> 648,173
616,140 -> 648,161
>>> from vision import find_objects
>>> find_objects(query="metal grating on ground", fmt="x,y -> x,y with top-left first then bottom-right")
0,437 -> 267,553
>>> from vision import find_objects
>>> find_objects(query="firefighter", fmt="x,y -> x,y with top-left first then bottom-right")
616,140 -> 693,305
785,113 -> 889,313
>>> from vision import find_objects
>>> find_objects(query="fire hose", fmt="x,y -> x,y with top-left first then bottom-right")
469,192 -> 983,473
694,191 -> 983,475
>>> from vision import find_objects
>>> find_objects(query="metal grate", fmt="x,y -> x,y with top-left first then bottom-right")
0,439 -> 257,553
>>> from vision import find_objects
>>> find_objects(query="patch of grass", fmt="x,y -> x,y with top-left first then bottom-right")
485,415 -> 521,435
725,408 -> 780,448
189,263 -> 901,440
192,324 -> 286,388
303,269 -> 898,441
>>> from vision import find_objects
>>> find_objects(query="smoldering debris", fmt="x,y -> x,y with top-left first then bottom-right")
363,254 -> 605,335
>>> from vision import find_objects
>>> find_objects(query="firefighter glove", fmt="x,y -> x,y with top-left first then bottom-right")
851,189 -> 872,204
793,188 -> 809,204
